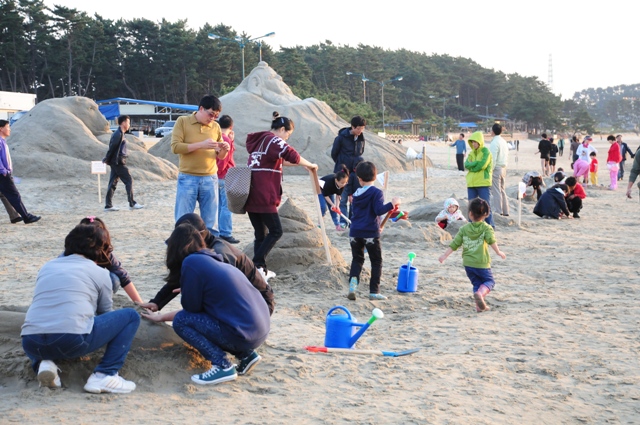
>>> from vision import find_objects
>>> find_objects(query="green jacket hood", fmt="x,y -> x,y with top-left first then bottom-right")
468,131 -> 485,149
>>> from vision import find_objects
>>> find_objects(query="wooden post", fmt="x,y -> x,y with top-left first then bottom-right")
422,144 -> 428,198
309,168 -> 332,265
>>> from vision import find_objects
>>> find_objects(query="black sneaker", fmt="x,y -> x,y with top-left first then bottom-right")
10,217 -> 23,224
220,235 -> 240,244
24,214 -> 41,224
236,351 -> 261,376
573,213 -> 580,219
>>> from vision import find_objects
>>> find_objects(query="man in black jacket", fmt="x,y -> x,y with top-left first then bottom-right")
103,115 -> 143,211
331,116 -> 366,226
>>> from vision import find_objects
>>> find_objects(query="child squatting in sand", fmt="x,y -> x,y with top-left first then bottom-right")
438,198 -> 506,312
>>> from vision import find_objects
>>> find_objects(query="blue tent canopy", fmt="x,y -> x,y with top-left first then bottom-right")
458,122 -> 478,128
96,97 -> 198,111
98,103 -> 120,120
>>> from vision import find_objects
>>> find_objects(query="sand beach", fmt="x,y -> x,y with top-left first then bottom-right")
1,123 -> 639,423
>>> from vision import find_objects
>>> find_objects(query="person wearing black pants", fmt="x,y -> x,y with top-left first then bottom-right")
0,120 -> 40,224
244,112 -> 318,280
103,115 -> 142,211
248,212 -> 283,273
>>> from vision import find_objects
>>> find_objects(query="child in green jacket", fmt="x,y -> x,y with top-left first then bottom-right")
438,198 -> 506,312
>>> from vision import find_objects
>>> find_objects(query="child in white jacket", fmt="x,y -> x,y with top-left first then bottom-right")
435,198 -> 467,229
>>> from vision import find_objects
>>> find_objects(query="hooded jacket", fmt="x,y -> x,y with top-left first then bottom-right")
331,127 -> 365,173
533,187 -> 570,219
449,221 -> 496,268
179,249 -> 270,349
349,185 -> 393,238
464,131 -> 492,187
244,131 -> 301,213
435,198 -> 467,223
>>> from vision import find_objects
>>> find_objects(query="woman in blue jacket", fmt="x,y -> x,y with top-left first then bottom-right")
165,223 -> 271,386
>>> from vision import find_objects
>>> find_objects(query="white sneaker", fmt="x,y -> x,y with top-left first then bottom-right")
104,206 -> 120,212
84,372 -> 136,394
257,267 -> 276,282
37,360 -> 61,389
129,203 -> 144,210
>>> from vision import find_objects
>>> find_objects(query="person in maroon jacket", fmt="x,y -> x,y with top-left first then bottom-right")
244,112 -> 317,280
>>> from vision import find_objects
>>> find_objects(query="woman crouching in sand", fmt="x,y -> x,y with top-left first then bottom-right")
150,223 -> 270,385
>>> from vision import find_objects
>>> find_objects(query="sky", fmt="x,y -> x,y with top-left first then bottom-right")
43,0 -> 638,100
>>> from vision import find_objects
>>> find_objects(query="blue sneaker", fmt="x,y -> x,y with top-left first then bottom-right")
236,351 -> 261,376
369,293 -> 387,300
191,365 -> 237,385
348,277 -> 358,300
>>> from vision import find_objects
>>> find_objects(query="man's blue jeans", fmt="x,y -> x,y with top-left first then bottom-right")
217,179 -> 233,238
21,308 -> 140,375
175,173 -> 219,235
172,310 -> 254,369
467,186 -> 494,227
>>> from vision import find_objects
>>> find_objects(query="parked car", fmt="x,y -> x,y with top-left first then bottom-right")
155,120 -> 176,138
9,110 -> 29,126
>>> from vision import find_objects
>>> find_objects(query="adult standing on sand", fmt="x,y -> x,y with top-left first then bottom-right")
171,95 -> 229,233
624,146 -> 640,199
536,133 -> 552,177
450,133 -> 467,172
103,115 -> 143,211
331,116 -> 366,227
488,123 -> 509,216
464,131 -> 494,227
0,120 -> 40,224
244,112 -> 318,280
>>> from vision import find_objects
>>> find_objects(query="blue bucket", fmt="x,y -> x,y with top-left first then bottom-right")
324,306 -> 365,348
397,264 -> 418,292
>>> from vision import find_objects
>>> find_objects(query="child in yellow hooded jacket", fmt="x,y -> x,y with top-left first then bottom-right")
464,131 -> 494,228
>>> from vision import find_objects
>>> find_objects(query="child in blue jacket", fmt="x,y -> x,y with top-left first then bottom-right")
347,161 -> 400,301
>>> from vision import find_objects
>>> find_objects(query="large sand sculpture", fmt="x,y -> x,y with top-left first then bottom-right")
9,97 -> 177,181
150,62 -> 412,174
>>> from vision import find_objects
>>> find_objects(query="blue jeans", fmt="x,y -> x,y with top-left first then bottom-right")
339,192 -> 349,226
467,186 -> 494,227
464,266 -> 496,292
318,195 -> 340,226
175,173 -> 219,235
172,310 -> 254,369
217,179 -> 233,238
21,308 -> 140,375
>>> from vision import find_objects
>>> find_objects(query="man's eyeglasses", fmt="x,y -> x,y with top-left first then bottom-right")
204,109 -> 220,118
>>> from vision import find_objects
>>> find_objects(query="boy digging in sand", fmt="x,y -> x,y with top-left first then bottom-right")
438,198 -> 506,312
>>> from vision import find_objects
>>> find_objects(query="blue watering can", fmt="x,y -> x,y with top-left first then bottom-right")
324,306 -> 384,348
397,252 -> 418,293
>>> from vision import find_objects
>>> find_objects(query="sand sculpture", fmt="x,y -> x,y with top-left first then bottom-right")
9,97 -> 177,181
241,197 -> 348,291
150,62 -> 412,175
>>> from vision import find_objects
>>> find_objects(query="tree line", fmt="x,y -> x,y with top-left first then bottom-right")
1,0 -> 617,135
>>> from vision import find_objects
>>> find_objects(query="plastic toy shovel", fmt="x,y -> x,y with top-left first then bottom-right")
330,206 -> 351,225
305,346 -> 420,357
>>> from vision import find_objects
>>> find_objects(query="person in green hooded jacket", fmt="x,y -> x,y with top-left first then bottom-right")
464,131 -> 494,227
439,198 -> 506,312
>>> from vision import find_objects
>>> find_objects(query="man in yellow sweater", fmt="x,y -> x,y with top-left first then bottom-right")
171,95 -> 229,232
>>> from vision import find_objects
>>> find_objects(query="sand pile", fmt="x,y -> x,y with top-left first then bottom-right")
9,97 -> 177,181
150,62 -> 413,175
240,197 -> 348,291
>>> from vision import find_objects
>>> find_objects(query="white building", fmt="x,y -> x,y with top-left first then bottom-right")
0,91 -> 37,120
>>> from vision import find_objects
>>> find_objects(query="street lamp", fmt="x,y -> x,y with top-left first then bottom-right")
430,95 -> 459,141
475,103 -> 499,117
208,31 -> 275,80
346,72 -> 369,103
369,76 -> 403,133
